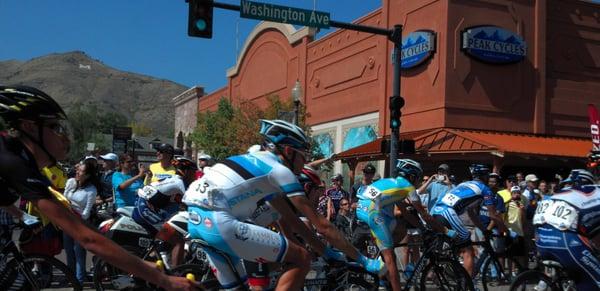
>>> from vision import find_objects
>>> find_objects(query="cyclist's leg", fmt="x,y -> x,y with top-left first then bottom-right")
188,207 -> 310,290
367,208 -> 401,291
160,211 -> 189,267
433,207 -> 473,275
131,198 -> 162,238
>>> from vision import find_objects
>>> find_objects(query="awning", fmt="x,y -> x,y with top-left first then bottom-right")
334,128 -> 591,162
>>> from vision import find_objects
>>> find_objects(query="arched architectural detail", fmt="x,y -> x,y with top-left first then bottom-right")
227,22 -> 316,78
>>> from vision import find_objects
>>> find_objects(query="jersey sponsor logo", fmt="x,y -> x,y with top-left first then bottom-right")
569,239 -> 582,247
189,212 -> 201,224
227,189 -> 263,207
204,217 -> 213,228
235,224 -> 249,241
582,250 -> 600,275
374,216 -> 385,225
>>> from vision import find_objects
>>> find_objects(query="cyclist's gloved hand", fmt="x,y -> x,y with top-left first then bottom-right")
323,246 -> 347,262
445,229 -> 458,239
358,255 -> 387,276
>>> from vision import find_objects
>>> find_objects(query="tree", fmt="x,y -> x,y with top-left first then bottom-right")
129,121 -> 153,136
189,95 -> 313,161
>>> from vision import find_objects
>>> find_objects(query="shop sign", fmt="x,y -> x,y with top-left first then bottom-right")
401,30 -> 436,69
462,26 -> 527,64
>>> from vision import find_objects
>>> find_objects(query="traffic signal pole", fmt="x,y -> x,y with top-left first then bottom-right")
191,0 -> 403,178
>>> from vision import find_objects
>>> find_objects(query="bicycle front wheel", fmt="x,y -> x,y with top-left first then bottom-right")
170,264 -> 220,291
7,254 -> 82,291
420,258 -> 474,291
481,255 -> 525,291
509,270 -> 555,291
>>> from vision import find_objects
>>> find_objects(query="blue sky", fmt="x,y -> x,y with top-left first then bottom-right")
0,0 -> 381,93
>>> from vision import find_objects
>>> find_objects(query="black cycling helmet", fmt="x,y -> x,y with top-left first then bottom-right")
156,143 -> 175,155
469,164 -> 491,179
172,156 -> 198,172
0,85 -> 67,125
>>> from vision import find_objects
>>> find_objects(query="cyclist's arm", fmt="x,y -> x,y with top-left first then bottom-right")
395,201 -> 423,230
289,195 -> 361,260
486,205 -> 508,233
33,198 -> 195,291
268,194 -> 326,254
466,206 -> 487,235
407,191 -> 446,233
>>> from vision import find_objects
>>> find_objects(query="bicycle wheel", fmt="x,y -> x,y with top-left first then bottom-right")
92,257 -> 150,291
169,264 -> 220,291
509,269 -> 555,291
420,258 -> 474,291
5,254 -> 82,290
331,270 -> 378,291
481,255 -> 525,291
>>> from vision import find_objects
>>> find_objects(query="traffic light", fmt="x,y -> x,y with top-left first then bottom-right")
389,95 -> 405,129
188,0 -> 213,38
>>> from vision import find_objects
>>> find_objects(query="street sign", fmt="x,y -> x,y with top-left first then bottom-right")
112,127 -> 132,141
240,0 -> 330,29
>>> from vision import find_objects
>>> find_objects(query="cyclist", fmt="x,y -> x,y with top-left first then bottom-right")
183,119 -> 351,290
355,159 -> 432,291
533,168 -> 600,290
245,135 -> 386,275
0,85 -> 195,290
430,164 -> 508,278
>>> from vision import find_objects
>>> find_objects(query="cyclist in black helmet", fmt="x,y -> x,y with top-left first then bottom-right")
0,85 -> 196,291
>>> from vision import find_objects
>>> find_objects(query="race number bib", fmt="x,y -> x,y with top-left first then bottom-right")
537,200 -> 578,231
533,199 -> 553,225
363,185 -> 382,200
441,193 -> 461,207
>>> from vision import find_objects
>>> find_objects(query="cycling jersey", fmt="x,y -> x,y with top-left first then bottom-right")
183,151 -> 301,289
431,180 -> 494,241
0,135 -> 53,206
355,176 -> 416,250
145,163 -> 176,184
133,176 -> 185,237
533,185 -> 600,289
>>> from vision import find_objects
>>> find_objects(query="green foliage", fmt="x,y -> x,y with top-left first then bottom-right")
189,95 -> 312,161
67,103 -> 128,161
129,121 -> 153,136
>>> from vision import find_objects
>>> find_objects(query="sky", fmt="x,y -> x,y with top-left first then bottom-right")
0,0 -> 381,93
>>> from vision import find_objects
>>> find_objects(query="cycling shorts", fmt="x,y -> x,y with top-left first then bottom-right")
432,207 -> 470,243
187,206 -> 288,289
356,199 -> 397,250
536,225 -> 600,290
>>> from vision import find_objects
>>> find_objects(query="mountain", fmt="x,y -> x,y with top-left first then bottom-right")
0,51 -> 189,137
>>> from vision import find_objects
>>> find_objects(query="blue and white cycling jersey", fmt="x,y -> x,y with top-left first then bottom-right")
431,180 -> 494,215
183,150 -> 303,220
533,185 -> 600,289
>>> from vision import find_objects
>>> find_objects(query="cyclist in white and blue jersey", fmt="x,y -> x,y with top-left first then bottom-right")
533,168 -> 600,290
430,164 -> 507,277
183,119 -> 352,290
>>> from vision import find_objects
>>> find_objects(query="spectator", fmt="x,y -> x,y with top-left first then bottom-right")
112,153 -> 147,208
538,180 -> 551,198
145,143 -> 176,185
497,175 -> 516,204
350,163 -> 376,204
98,153 -> 118,203
324,174 -> 350,220
523,174 -> 539,219
417,163 -> 454,211
506,186 -> 528,269
195,154 -> 211,179
333,198 -> 354,240
63,158 -> 100,284
516,172 -> 526,189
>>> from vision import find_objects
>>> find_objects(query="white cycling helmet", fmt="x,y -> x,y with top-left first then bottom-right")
561,169 -> 596,187
396,159 -> 423,182
259,119 -> 309,151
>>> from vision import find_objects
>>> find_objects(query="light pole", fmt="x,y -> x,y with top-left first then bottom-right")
291,80 -> 302,125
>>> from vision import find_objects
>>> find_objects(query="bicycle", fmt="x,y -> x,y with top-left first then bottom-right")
301,257 -> 379,291
0,224 -> 82,290
471,234 -> 526,291
509,260 -> 576,291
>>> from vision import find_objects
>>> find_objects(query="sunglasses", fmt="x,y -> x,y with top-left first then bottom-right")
340,203 -> 349,206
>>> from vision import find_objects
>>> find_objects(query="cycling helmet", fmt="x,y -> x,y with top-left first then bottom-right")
172,156 -> 198,172
298,165 -> 322,193
0,85 -> 67,124
156,143 -> 175,155
469,164 -> 490,178
259,119 -> 309,151
560,169 -> 595,187
588,151 -> 600,169
396,159 -> 423,182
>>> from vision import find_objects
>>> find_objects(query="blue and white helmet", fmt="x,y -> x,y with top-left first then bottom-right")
396,159 -> 423,182
561,169 -> 595,187
469,164 -> 490,178
259,119 -> 309,151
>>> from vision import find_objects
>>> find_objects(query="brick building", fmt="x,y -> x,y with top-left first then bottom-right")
179,0 -> 600,182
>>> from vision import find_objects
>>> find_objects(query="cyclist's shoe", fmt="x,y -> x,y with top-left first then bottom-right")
360,256 -> 387,276
21,213 -> 41,230
534,280 -> 548,291
323,246 -> 347,262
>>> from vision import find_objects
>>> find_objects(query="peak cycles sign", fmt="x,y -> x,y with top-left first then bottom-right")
401,30 -> 436,69
461,26 -> 527,64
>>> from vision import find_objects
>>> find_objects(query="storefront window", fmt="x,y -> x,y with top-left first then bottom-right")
342,125 -> 377,151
